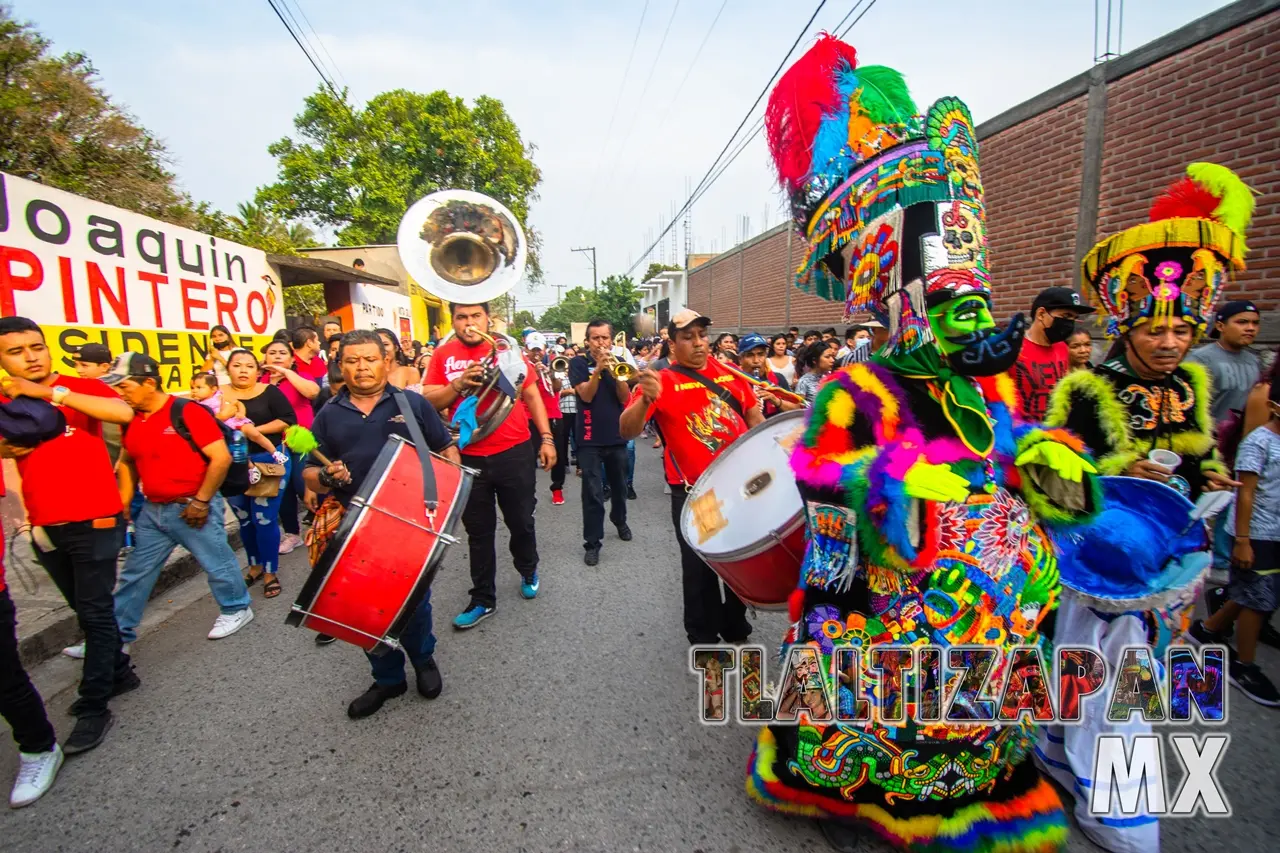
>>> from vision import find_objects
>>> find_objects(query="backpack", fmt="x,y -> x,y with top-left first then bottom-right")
167,397 -> 251,497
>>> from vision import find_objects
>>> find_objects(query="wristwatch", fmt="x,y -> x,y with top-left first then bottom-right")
50,385 -> 70,405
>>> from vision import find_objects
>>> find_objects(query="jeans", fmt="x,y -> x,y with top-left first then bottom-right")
597,440 -> 635,489
0,587 -> 56,754
278,449 -> 306,536
671,489 -> 750,644
229,452 -> 290,573
33,518 -> 130,718
579,445 -> 629,549
534,418 -> 568,491
115,495 -> 252,643
565,417 -> 577,463
461,441 -> 538,608
367,592 -> 436,685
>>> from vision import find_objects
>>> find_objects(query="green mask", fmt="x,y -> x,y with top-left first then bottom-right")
928,296 -> 995,354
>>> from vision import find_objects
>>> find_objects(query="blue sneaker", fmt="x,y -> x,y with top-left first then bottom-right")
452,604 -> 495,630
521,574 -> 540,600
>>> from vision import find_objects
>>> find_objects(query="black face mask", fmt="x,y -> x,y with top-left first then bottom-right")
1044,315 -> 1076,344
944,313 -> 1027,376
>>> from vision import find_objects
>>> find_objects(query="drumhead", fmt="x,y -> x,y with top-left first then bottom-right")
681,410 -> 805,559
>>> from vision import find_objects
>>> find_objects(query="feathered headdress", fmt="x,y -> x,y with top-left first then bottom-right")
766,34 -> 988,355
1081,162 -> 1254,339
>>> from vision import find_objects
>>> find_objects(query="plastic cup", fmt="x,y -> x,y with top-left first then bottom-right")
1148,449 -> 1182,471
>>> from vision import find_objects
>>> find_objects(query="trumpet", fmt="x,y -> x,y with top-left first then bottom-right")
613,361 -> 635,380
722,362 -> 808,406
551,356 -> 569,373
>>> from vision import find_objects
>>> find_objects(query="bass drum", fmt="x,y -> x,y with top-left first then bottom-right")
680,410 -> 806,609
287,434 -> 472,654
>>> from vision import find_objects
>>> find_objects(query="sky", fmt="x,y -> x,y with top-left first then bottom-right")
18,0 -> 1230,316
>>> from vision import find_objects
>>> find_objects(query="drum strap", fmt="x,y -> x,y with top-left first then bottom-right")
391,388 -> 439,514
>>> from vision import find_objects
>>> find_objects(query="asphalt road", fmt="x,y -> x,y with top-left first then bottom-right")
3,443 -> 1278,853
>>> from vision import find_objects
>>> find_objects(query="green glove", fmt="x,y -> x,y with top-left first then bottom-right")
902,458 -> 971,503
1014,442 -> 1097,483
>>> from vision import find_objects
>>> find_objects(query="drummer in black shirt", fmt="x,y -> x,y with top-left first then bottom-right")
304,330 -> 460,720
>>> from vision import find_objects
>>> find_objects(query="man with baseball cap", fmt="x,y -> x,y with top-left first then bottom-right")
737,333 -> 802,418
69,343 -> 113,380
0,318 -> 137,756
1013,286 -> 1096,420
105,352 -> 254,655
620,310 -> 764,643
1188,299 -> 1262,423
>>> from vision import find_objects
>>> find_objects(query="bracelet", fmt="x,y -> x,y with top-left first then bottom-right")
541,436 -> 555,444
190,498 -> 210,507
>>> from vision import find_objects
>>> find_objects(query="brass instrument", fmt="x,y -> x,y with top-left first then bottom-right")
610,330 -> 635,379
551,356 -> 569,373
396,189 -> 528,442
722,362 -> 808,406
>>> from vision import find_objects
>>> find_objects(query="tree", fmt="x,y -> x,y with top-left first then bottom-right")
642,263 -> 681,283
257,86 -> 544,283
537,287 -> 595,333
513,310 -> 537,331
0,9 -> 201,224
202,201 -> 323,319
536,276 -> 640,340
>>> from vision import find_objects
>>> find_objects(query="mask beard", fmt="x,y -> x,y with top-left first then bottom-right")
1045,316 -> 1076,344
944,313 -> 1028,376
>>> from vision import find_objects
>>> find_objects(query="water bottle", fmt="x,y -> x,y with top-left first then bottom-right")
230,430 -> 248,463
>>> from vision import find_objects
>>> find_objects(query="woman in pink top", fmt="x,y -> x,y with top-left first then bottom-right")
261,340 -> 320,554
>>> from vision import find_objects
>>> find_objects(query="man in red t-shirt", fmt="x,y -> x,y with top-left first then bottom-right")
0,317 -> 136,756
423,302 -> 556,629
105,353 -> 254,653
1013,286 -> 1096,421
290,326 -> 327,383
620,309 -> 764,644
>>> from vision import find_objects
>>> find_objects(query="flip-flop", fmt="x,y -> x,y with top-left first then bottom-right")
263,576 -> 282,599
243,567 -> 264,587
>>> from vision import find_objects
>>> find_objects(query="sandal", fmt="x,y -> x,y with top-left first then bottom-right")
243,565 -> 265,587
263,575 -> 282,599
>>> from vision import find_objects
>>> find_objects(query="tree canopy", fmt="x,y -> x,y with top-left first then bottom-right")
537,275 -> 641,340
0,8 -> 199,225
641,263 -> 681,283
257,87 -> 544,283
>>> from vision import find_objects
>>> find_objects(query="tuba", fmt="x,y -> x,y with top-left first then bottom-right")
397,190 -> 528,444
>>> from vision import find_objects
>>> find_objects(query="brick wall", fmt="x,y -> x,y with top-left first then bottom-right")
691,3 -> 1280,334
1096,11 -> 1280,307
983,97 -> 1088,317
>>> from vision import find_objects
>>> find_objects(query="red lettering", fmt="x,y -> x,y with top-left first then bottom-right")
87,261 -> 129,326
246,290 -> 268,334
138,271 -> 168,328
57,256 -> 77,322
214,285 -> 240,331
0,245 -> 43,316
181,278 -> 208,330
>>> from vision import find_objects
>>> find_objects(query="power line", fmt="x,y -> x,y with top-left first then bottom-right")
605,0 -> 685,181
284,0 -> 348,89
639,0 -> 882,267
265,0 -> 340,96
624,0 -> 831,277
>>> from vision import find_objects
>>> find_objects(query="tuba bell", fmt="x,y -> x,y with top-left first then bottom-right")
397,190 -> 528,444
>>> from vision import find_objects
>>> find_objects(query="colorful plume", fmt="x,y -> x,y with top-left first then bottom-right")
765,33 -> 858,192
1149,162 -> 1255,247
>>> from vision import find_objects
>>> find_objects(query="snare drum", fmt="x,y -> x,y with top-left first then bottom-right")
287,434 -> 472,653
680,410 -> 806,609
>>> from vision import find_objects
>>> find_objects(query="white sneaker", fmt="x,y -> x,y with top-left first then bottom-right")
208,608 -> 254,640
62,641 -> 130,660
9,745 -> 63,808
278,533 -> 303,555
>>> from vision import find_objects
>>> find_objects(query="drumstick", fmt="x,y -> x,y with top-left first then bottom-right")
283,425 -> 335,467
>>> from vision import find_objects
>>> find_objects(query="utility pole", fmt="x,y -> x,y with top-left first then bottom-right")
572,246 -> 598,291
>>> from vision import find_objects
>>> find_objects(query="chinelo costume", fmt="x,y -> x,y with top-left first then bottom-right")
1036,163 -> 1254,853
744,35 -> 1101,853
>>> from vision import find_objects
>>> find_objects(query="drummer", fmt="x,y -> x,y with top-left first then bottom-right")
737,333 -> 804,418
303,329 -> 462,720
619,309 -> 763,644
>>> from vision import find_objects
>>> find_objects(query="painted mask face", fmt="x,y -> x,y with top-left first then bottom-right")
928,295 -> 1026,375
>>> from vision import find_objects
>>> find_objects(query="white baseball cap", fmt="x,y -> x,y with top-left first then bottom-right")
524,332 -> 546,351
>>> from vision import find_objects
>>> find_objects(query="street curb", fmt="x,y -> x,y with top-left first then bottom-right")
16,531 -> 244,669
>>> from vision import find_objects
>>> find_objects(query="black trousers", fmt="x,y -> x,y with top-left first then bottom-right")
670,489 -> 751,644
527,418 -> 568,491
462,441 -> 538,608
34,518 -> 131,718
578,445 -> 628,549
0,586 -> 56,754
